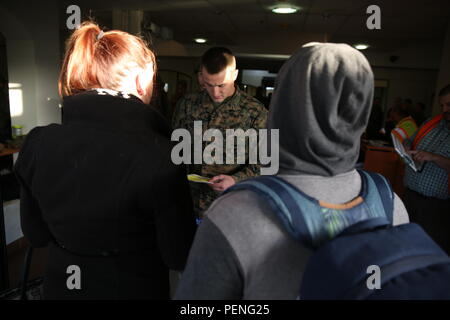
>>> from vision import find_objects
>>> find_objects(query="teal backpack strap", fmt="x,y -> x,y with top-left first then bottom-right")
224,171 -> 395,248
358,170 -> 394,224
223,175 -> 315,248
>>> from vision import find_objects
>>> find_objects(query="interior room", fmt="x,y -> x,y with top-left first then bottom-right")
1,0 -> 450,301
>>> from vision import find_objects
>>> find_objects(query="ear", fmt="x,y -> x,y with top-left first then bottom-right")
233,69 -> 239,81
135,74 -> 144,96
135,63 -> 154,95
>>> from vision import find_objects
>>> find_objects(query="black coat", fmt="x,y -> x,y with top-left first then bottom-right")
14,90 -> 196,299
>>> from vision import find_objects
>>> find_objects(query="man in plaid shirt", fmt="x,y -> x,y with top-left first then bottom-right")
403,84 -> 450,254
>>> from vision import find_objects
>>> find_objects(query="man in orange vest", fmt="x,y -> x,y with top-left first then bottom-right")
403,84 -> 450,254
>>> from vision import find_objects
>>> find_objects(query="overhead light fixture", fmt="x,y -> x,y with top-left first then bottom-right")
194,38 -> 207,44
272,5 -> 299,14
354,43 -> 369,50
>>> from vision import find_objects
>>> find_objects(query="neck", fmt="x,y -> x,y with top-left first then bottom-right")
117,86 -> 141,101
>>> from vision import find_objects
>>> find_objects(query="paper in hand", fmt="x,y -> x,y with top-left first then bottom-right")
187,174 -> 213,184
391,133 -> 423,172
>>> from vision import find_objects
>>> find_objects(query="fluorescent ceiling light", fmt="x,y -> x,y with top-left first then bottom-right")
354,43 -> 369,50
272,5 -> 298,14
194,38 -> 207,43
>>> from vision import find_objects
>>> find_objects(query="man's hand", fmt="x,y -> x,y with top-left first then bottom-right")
408,150 -> 436,164
208,174 -> 236,193
407,150 -> 450,173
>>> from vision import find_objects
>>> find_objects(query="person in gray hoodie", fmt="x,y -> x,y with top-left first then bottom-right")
174,42 -> 410,300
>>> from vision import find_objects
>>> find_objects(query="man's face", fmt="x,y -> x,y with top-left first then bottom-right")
201,66 -> 238,103
439,93 -> 450,123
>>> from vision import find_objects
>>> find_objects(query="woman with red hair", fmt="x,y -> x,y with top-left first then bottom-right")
14,22 -> 196,299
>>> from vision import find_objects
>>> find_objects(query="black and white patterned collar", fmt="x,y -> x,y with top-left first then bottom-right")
62,88 -> 173,135
92,88 -> 142,102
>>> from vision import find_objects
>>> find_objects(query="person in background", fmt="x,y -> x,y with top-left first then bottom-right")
172,47 -> 268,219
403,84 -> 450,254
14,22 -> 196,299
390,105 -> 418,144
174,43 -> 409,299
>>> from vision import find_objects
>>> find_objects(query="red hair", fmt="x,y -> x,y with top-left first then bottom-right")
58,21 -> 156,97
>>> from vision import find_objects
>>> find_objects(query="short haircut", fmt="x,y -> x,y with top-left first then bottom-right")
438,84 -> 450,97
201,47 -> 234,74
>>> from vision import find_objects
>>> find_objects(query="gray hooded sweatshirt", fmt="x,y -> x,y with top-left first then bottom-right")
175,43 -> 409,300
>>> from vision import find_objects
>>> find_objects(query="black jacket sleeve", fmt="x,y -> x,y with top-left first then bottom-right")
14,127 -> 53,247
141,145 -> 197,271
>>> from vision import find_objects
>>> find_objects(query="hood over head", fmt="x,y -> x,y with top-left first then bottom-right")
268,42 -> 374,176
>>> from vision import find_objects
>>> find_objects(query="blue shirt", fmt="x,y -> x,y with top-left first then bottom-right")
404,118 -> 450,199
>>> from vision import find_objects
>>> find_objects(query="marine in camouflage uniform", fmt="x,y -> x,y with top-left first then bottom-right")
172,86 -> 268,218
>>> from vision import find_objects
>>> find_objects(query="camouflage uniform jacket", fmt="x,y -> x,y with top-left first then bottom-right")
172,87 -> 268,218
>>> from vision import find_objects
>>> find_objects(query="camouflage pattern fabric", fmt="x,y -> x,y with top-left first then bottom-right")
172,87 -> 268,218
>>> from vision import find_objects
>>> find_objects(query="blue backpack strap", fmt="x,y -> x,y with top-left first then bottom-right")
359,170 -> 394,224
225,172 -> 395,248
223,175 -> 314,247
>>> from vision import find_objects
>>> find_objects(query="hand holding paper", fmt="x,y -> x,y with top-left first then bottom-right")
208,175 -> 236,193
407,150 -> 436,164
391,133 -> 423,172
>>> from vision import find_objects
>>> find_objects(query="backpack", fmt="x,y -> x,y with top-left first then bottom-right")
223,170 -> 450,299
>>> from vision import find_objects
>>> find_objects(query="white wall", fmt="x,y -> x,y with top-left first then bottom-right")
0,8 -> 38,134
0,1 -> 61,134
30,1 -> 62,126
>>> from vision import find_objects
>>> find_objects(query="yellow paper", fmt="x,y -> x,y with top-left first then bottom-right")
187,174 -> 213,184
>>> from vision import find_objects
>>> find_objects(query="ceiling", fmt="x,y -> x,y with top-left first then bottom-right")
60,0 -> 450,55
